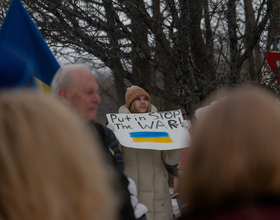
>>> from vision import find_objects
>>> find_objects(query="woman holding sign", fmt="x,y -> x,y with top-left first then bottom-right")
118,85 -> 185,220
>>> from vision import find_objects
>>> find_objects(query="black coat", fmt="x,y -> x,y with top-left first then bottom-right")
87,121 -> 136,220
95,122 -> 124,172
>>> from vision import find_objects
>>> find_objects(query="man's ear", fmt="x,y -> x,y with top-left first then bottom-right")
58,88 -> 70,104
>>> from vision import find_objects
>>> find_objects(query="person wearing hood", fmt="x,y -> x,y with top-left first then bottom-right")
118,85 -> 185,220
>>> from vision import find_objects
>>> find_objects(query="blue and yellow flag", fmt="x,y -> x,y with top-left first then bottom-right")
0,0 -> 60,93
129,131 -> 174,143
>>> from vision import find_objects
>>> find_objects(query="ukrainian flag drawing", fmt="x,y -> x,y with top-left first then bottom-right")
129,132 -> 174,143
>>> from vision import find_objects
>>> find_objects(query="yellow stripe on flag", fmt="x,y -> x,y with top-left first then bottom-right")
132,137 -> 174,143
34,78 -> 51,95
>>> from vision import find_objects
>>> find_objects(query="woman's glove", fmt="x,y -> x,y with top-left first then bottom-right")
134,203 -> 148,219
182,120 -> 191,130
127,178 -> 148,219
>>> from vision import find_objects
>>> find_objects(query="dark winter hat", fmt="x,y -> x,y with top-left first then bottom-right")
125,85 -> 151,108
0,44 -> 37,89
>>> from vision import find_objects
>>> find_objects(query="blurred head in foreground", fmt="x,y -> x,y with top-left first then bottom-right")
0,91 -> 116,220
181,86 -> 280,211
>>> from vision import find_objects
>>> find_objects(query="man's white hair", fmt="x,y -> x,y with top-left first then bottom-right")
51,64 -> 91,97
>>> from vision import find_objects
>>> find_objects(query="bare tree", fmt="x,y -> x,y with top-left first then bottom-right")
0,0 -> 277,116
244,0 -> 263,82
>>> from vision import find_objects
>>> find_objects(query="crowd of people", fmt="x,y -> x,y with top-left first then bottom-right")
2,44 -> 280,220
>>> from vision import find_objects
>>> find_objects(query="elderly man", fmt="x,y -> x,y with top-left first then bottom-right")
51,64 -> 124,171
50,64 -> 100,120
51,64 -> 141,220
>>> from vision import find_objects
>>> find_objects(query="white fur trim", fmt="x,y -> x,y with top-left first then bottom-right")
127,178 -> 137,196
134,203 -> 148,219
130,195 -> 138,208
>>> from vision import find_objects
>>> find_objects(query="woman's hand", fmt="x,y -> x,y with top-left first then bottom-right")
182,120 -> 191,130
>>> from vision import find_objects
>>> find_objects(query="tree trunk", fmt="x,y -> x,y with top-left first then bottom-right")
204,0 -> 214,66
267,0 -> 280,50
227,0 -> 239,83
104,0 -> 126,105
131,0 -> 153,92
188,0 -> 215,81
153,0 -> 177,110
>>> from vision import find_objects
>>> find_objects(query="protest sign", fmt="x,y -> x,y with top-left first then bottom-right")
106,109 -> 191,150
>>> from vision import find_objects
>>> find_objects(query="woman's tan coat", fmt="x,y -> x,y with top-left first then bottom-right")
118,105 -> 185,220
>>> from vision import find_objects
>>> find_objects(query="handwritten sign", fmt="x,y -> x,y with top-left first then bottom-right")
106,109 -> 191,150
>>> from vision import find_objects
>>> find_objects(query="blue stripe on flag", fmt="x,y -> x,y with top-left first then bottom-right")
129,132 -> 170,138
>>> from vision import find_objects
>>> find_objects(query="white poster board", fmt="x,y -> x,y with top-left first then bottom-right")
106,109 -> 192,150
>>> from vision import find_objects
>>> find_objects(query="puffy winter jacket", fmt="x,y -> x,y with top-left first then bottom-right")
118,105 -> 185,220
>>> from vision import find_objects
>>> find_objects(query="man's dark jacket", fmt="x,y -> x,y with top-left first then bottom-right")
97,123 -> 124,172
87,121 -> 136,220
